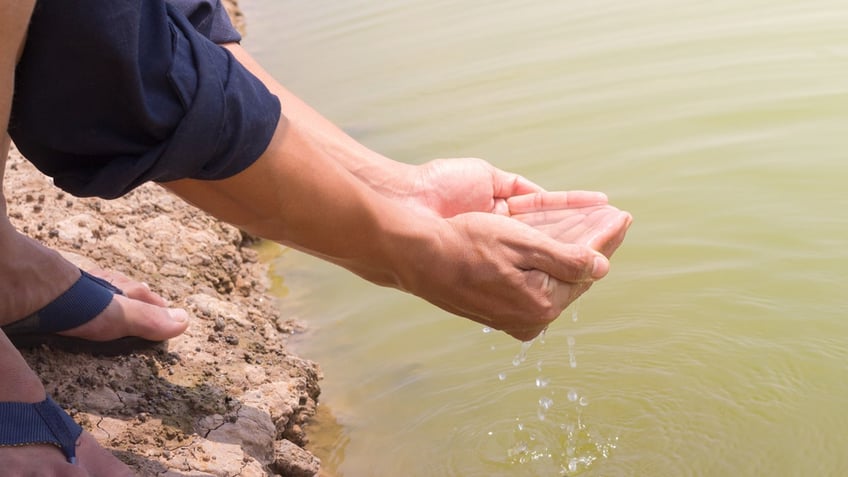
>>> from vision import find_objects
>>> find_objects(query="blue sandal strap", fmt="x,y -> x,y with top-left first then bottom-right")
0,395 -> 83,464
2,269 -> 123,335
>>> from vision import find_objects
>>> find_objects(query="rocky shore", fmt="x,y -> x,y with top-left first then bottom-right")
5,59 -> 323,477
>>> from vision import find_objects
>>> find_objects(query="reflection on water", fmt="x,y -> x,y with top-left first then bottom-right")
244,0 -> 848,475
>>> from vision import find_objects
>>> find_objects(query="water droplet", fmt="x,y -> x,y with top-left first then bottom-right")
567,335 -> 577,368
571,299 -> 580,323
579,396 -> 589,407
535,377 -> 550,388
539,396 -> 554,410
568,390 -> 578,402
498,372 -> 507,381
512,340 -> 533,366
482,326 -> 492,334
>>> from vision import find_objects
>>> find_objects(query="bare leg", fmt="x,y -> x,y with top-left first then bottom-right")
0,330 -> 135,476
0,3 -> 182,473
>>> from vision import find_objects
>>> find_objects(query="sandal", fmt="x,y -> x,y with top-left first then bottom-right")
2,269 -> 159,355
0,395 -> 83,464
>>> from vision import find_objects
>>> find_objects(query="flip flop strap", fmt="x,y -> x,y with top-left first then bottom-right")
3,270 -> 123,335
0,395 -> 83,464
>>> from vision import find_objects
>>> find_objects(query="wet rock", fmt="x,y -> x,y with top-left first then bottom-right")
273,439 -> 321,477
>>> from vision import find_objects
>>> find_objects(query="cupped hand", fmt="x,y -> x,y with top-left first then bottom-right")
507,193 -> 632,258
404,203 -> 630,341
403,158 -> 608,218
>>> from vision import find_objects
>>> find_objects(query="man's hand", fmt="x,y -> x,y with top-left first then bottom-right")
398,202 -> 631,341
395,157 -> 609,218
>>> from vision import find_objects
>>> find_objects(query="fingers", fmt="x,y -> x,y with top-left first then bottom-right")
490,168 -> 545,197
506,191 -> 608,215
513,206 -> 632,260
582,210 -> 633,257
521,233 -> 610,283
503,272 -> 594,342
492,198 -> 510,215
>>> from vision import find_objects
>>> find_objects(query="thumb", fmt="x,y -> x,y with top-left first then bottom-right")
491,168 -> 545,197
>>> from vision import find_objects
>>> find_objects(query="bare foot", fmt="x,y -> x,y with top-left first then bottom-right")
0,432 -> 136,477
0,231 -> 188,342
0,332 -> 138,475
0,231 -> 181,475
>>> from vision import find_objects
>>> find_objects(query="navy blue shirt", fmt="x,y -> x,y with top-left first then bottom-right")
9,0 -> 280,199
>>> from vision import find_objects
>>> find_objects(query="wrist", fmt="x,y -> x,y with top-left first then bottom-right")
374,210 -> 457,299
348,153 -> 417,199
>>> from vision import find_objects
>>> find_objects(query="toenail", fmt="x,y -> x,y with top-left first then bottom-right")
167,308 -> 189,323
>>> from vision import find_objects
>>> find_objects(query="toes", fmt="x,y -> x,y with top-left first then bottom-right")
55,267 -> 187,342
59,295 -> 189,342
84,268 -> 169,307
121,281 -> 169,307
112,296 -> 189,342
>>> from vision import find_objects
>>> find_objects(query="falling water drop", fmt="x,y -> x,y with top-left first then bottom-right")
512,339 -> 534,366
567,335 -> 577,368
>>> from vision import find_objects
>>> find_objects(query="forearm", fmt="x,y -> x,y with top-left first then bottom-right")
224,43 -> 414,194
164,107 -> 441,289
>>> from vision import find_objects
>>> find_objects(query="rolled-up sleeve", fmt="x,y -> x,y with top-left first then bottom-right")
166,0 -> 242,44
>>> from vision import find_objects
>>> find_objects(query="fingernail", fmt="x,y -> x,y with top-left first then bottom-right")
591,192 -> 609,204
167,308 -> 189,323
592,254 -> 609,279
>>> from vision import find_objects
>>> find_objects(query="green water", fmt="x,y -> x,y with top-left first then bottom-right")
243,1 -> 848,475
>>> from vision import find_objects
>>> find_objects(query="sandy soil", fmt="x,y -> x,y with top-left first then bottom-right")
4,27 -> 324,474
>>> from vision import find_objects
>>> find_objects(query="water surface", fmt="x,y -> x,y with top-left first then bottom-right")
244,1 -> 848,475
